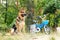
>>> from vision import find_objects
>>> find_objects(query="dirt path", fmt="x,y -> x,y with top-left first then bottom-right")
33,35 -> 50,40
0,32 -> 60,40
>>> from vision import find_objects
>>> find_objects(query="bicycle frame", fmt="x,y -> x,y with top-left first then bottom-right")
36,20 -> 49,29
30,15 -> 49,33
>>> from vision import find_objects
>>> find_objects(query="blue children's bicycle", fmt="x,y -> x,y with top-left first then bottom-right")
30,15 -> 50,34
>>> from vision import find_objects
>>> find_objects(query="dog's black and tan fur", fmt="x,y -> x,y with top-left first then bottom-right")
10,7 -> 26,34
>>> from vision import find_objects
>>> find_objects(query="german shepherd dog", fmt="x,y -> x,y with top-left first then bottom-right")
10,8 -> 27,35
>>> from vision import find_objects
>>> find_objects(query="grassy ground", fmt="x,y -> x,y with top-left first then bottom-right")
0,32 -> 60,40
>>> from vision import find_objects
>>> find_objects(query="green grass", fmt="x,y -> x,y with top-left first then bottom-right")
0,32 -> 60,40
50,37 -> 55,40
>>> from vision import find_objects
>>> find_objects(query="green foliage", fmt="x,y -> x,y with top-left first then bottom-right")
7,6 -> 18,26
0,4 -> 18,31
9,18 -> 16,28
49,14 -> 55,27
0,23 -> 7,30
0,0 -> 60,31
56,0 -> 60,9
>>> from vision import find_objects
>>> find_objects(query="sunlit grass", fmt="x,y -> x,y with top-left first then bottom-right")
0,31 -> 60,40
50,37 -> 55,40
